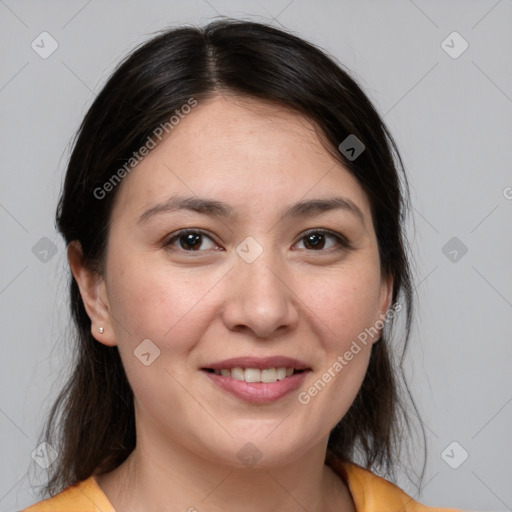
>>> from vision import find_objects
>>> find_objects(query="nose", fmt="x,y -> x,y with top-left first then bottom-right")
220,247 -> 300,339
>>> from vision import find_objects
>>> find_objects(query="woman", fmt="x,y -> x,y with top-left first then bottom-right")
23,19 -> 462,511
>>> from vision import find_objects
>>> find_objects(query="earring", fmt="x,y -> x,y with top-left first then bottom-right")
98,326 -> 104,334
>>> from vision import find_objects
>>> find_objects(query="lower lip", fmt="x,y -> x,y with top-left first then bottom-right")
202,370 -> 310,404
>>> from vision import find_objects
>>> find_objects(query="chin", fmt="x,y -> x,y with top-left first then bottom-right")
202,435 -> 313,470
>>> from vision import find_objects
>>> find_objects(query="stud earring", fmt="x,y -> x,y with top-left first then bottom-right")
98,326 -> 104,334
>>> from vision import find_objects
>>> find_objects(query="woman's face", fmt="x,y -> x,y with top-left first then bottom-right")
87,95 -> 392,467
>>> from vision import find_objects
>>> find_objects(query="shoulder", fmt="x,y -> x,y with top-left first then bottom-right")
20,476 -> 115,512
337,460 -> 464,511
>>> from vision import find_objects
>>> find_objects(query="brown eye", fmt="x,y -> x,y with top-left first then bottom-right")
295,229 -> 351,252
165,230 -> 218,251
303,233 -> 327,250
177,233 -> 203,250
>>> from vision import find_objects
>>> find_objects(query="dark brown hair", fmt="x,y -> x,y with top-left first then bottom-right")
37,18 -> 423,497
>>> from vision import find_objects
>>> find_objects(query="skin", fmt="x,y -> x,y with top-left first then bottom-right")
69,94 -> 393,512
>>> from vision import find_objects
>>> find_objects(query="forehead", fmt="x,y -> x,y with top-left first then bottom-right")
111,95 -> 372,226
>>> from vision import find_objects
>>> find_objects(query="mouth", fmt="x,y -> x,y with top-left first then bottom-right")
202,367 -> 307,383
200,357 -> 311,403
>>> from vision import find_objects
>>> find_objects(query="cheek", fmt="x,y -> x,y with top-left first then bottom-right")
105,253 -> 207,341
103,256 -> 213,408
303,262 -> 384,345
295,263 -> 382,416
104,250 -> 230,386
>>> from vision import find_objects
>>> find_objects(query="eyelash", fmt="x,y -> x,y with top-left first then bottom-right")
163,228 -> 352,254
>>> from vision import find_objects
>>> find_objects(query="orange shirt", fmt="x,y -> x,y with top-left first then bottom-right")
21,461 -> 462,511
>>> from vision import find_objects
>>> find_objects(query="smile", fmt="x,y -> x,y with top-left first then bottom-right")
205,367 -> 304,383
201,368 -> 310,403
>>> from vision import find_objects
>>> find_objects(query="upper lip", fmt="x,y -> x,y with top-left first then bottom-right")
203,356 -> 311,371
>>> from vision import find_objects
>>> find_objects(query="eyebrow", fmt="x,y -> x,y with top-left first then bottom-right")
137,195 -> 365,225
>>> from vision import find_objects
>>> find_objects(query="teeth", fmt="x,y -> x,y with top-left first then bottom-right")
261,368 -> 276,383
231,367 -> 245,381
245,368 -> 261,382
212,367 -> 298,383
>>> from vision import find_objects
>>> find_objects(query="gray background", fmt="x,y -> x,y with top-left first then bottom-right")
1,1 -> 511,510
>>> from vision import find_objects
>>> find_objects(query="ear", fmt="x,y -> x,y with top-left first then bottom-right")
374,274 -> 394,343
379,274 -> 394,315
67,241 -> 117,347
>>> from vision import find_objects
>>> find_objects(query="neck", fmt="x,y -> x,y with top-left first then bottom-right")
96,428 -> 355,512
